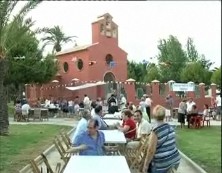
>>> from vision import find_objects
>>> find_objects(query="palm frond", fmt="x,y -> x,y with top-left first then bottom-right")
15,0 -> 42,21
42,36 -> 56,42
35,27 -> 49,34
3,18 -> 36,54
0,1 -> 18,41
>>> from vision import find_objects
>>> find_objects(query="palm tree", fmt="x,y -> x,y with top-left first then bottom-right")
42,25 -> 77,53
0,1 -> 42,136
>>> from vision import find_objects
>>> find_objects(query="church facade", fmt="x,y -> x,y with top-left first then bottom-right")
26,13 -> 130,103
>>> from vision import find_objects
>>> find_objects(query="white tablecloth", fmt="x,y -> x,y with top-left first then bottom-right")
100,130 -> 126,144
64,156 -> 131,173
103,113 -> 121,119
104,119 -> 122,126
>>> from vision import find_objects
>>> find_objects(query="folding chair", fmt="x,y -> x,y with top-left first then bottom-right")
30,153 -> 61,173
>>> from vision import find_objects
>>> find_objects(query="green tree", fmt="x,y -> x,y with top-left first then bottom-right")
186,37 -> 199,62
127,60 -> 147,82
4,21 -> 58,99
186,38 -> 214,69
157,35 -> 187,82
211,67 -> 221,88
180,62 -> 208,83
0,1 -> 42,136
145,63 -> 161,83
184,38 -> 213,84
42,25 -> 76,53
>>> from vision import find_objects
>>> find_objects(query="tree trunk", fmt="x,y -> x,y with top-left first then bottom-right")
18,83 -> 24,99
0,58 -> 9,136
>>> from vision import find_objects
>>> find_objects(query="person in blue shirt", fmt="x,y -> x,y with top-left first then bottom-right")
71,109 -> 91,145
68,119 -> 106,155
92,105 -> 108,130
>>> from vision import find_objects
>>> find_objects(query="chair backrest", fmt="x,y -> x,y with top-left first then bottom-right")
130,135 -> 150,170
30,159 -> 41,173
30,153 -> 56,173
60,131 -> 71,149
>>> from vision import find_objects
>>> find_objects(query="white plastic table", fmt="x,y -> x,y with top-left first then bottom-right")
100,129 -> 126,144
104,119 -> 122,126
103,113 -> 121,119
63,156 -> 131,173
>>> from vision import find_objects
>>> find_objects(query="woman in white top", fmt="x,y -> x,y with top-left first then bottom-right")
139,97 -> 149,121
203,104 -> 210,120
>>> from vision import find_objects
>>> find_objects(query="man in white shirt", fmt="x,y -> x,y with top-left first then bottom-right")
68,100 -> 74,115
21,102 -> 30,120
71,109 -> 91,145
186,97 -> 196,113
216,94 -> 221,117
126,109 -> 152,148
83,94 -> 90,109
145,95 -> 153,123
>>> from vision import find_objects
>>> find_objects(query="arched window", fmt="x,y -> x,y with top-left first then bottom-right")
63,62 -> 69,72
77,59 -> 84,70
105,54 -> 113,65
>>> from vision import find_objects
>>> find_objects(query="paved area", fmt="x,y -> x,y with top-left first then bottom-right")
13,117 -> 217,173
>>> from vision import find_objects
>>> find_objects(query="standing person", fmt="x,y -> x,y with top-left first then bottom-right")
178,99 -> 187,128
216,94 -> 221,119
68,99 -> 74,116
83,94 -> 90,109
142,105 -> 181,173
165,96 -> 172,122
145,95 -> 153,123
119,94 -> 127,111
139,97 -> 149,122
107,94 -> 117,110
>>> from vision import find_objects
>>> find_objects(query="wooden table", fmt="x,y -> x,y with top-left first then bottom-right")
63,156 -> 131,173
100,130 -> 126,144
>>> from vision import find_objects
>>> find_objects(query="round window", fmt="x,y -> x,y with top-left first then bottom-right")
77,59 -> 83,70
63,62 -> 69,72
105,54 -> 113,65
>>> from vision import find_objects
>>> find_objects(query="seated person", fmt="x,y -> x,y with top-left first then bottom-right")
127,110 -> 152,148
129,102 -> 136,112
71,109 -> 91,145
187,105 -> 198,128
108,102 -> 119,114
90,101 -> 97,117
68,119 -> 105,155
116,109 -> 136,140
92,105 -> 108,130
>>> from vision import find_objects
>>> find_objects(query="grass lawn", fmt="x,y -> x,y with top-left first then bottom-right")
176,126 -> 221,173
0,124 -> 72,173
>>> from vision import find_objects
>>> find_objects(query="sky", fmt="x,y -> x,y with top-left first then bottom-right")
15,1 -> 221,68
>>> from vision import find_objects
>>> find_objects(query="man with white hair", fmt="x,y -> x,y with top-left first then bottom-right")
71,109 -> 91,145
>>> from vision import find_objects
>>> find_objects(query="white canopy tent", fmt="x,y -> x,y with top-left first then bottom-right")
66,81 -> 106,91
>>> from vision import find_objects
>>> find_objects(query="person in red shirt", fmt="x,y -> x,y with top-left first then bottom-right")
116,109 -> 136,140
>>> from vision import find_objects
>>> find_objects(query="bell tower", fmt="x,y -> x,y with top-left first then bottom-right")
91,13 -> 118,45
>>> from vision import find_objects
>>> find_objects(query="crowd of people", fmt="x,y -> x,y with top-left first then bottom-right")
178,96 -> 221,128
65,93 -> 181,173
